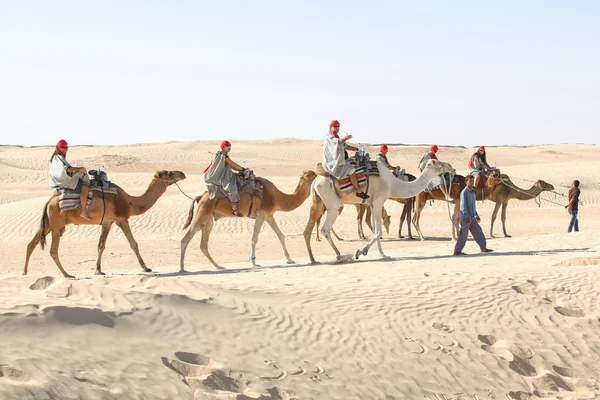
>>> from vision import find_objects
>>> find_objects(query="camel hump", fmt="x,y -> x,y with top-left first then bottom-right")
316,163 -> 329,177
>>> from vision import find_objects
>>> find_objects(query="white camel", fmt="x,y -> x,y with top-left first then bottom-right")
303,159 -> 455,263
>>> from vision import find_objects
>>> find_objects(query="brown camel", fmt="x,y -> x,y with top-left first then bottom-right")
180,170 -> 317,271
412,171 -> 507,241
314,204 -> 391,242
389,172 -> 417,239
24,170 -> 187,278
488,178 -> 554,238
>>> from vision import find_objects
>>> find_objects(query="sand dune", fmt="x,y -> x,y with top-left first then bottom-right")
1,140 -> 599,399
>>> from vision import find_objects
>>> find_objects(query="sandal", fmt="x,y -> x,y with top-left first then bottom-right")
356,192 -> 370,200
231,210 -> 243,217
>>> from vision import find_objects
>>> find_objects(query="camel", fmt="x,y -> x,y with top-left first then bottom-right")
316,173 -> 417,241
488,178 -> 554,238
24,170 -> 187,278
303,159 -> 455,264
412,171 -> 508,241
314,204 -> 391,242
180,170 -> 317,271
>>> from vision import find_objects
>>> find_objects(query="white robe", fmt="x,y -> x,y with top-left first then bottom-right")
322,133 -> 355,179
49,154 -> 89,190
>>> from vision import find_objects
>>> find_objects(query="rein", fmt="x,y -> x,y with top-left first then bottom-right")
158,172 -> 196,200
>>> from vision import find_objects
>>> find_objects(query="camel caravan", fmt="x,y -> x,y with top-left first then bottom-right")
24,126 -> 558,277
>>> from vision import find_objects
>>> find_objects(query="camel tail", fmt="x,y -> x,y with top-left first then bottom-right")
182,194 -> 203,230
39,198 -> 52,250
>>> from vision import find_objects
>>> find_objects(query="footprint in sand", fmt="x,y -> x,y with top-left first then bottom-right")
163,352 -> 296,399
432,322 -> 454,333
0,365 -> 30,382
477,335 -> 536,376
261,360 -> 331,382
405,337 -> 429,355
554,306 -> 585,318
512,281 -> 586,318
29,276 -> 55,291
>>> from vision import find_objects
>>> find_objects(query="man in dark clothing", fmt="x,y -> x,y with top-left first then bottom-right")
454,175 -> 494,255
566,180 -> 581,232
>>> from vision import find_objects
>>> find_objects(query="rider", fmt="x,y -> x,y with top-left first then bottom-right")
377,145 -> 401,172
49,139 -> 93,220
466,145 -> 494,187
203,140 -> 249,217
322,120 -> 369,200
419,145 -> 452,202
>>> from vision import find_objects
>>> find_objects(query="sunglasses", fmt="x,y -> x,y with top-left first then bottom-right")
332,125 -> 340,128
60,146 -> 69,149
225,144 -> 231,147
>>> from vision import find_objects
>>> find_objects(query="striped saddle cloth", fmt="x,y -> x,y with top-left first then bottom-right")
336,160 -> 380,192
57,185 -> 118,214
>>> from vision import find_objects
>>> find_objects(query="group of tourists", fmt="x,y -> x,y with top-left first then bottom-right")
48,120 -> 582,255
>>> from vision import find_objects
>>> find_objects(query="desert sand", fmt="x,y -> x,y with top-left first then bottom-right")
1,140 -> 599,400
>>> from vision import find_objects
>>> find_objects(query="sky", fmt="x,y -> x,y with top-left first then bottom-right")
1,1 -> 599,147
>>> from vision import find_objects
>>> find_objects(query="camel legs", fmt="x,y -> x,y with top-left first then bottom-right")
356,199 -> 386,259
316,213 -> 343,242
95,222 -> 113,275
357,204 -> 367,239
320,205 -> 343,260
265,215 -> 295,265
249,214 -> 266,267
49,229 -> 74,278
303,196 -> 324,264
116,219 -> 151,273
399,199 -> 414,239
180,213 -> 223,271
23,226 -> 51,276
501,201 -> 510,237
198,217 -> 224,270
412,197 -> 427,241
452,202 -> 460,240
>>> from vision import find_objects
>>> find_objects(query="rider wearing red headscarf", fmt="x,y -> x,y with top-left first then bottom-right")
418,145 -> 453,201
466,146 -> 493,187
377,144 -> 401,172
203,140 -> 249,216
48,139 -> 93,220
322,120 -> 369,200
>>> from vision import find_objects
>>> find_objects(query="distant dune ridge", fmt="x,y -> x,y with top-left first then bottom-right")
1,140 -> 599,399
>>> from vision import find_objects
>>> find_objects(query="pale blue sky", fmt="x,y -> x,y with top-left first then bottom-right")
1,1 -> 598,147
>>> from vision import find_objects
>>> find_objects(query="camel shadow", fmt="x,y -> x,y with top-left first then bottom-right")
395,247 -> 592,262
135,247 -> 593,278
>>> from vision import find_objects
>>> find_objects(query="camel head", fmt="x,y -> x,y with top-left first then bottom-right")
424,159 -> 455,175
535,179 -> 554,191
301,170 -> 318,185
154,170 -> 187,186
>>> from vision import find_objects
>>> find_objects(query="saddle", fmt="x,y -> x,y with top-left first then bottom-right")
317,153 -> 380,193
475,173 -> 487,189
207,171 -> 264,201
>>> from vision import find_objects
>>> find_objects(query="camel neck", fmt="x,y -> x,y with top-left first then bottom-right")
512,183 -> 543,200
273,178 -> 311,212
126,179 -> 167,216
389,168 -> 439,199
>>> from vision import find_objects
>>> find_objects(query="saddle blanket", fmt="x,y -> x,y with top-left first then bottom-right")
336,161 -> 380,191
57,185 -> 118,214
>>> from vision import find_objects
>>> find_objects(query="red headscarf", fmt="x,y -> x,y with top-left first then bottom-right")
329,120 -> 340,138
479,145 -> 485,151
379,144 -> 388,152
56,139 -> 68,156
429,145 -> 439,160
